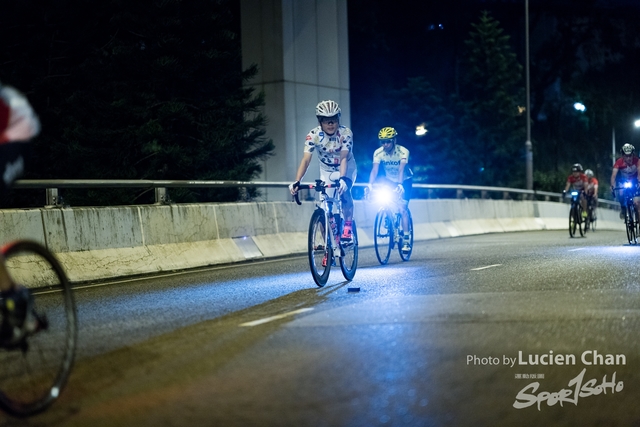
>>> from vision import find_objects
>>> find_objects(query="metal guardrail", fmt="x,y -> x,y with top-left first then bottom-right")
12,179 -> 619,209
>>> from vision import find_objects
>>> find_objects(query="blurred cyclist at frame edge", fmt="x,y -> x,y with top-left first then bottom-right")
0,82 -> 42,346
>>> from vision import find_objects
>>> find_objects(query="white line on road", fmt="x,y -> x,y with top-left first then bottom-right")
470,264 -> 502,271
239,308 -> 315,327
568,248 -> 586,251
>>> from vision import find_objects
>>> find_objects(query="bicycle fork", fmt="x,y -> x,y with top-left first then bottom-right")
324,207 -> 342,259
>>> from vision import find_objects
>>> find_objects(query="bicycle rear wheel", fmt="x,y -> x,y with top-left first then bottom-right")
374,210 -> 393,265
398,210 -> 414,261
0,240 -> 77,417
339,220 -> 358,281
308,209 -> 332,287
589,207 -> 597,232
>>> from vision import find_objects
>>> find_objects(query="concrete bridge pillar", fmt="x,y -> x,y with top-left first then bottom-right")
241,0 -> 350,200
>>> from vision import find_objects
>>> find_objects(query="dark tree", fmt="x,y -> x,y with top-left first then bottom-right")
453,11 -> 526,187
0,0 -> 273,206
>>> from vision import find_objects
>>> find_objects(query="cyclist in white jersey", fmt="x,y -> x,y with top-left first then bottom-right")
289,100 -> 357,240
0,82 -> 42,346
367,127 -> 413,253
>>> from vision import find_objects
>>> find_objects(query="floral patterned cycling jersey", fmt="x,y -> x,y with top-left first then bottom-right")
304,125 -> 356,176
372,144 -> 413,183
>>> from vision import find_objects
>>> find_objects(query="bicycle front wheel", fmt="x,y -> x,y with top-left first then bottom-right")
576,206 -> 584,237
0,240 -> 77,417
374,210 -> 393,265
339,220 -> 358,281
399,209 -> 414,262
569,205 -> 577,238
626,205 -> 638,245
308,209 -> 332,287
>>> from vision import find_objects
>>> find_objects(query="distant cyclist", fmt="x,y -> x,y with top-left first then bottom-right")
367,127 -> 413,253
584,169 -> 598,222
563,163 -> 588,218
0,82 -> 42,346
610,143 -> 640,219
289,100 -> 357,241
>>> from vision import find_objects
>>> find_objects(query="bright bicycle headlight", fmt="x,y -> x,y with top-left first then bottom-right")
624,181 -> 632,189
570,191 -> 579,197
373,187 -> 394,205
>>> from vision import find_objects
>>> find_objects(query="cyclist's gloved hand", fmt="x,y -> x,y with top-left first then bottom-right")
338,178 -> 348,195
289,181 -> 300,195
395,184 -> 405,195
364,184 -> 372,200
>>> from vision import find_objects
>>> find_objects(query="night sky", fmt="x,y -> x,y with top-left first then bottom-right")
347,0 -> 640,178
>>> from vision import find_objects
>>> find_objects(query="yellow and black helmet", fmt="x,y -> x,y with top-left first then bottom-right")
378,127 -> 398,140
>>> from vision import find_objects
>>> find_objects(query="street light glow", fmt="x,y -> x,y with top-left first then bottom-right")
573,102 -> 586,112
634,119 -> 640,128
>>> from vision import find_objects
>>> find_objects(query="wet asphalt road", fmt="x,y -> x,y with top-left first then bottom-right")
4,229 -> 640,426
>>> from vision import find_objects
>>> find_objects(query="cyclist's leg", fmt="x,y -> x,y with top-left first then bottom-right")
634,194 -> 640,216
616,188 -> 626,219
400,179 -> 413,233
340,183 -> 354,240
580,192 -> 588,217
339,167 -> 357,239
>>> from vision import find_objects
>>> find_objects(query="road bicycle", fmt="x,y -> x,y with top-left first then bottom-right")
566,190 -> 584,238
0,240 -> 77,417
294,175 -> 358,287
368,185 -> 414,265
613,182 -> 639,245
584,193 -> 597,233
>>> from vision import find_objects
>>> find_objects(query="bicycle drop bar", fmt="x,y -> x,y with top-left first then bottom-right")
293,180 -> 338,205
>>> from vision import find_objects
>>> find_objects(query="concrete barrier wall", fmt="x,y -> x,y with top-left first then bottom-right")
0,199 -> 624,285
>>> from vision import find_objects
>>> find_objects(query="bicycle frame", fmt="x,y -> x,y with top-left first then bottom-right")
371,187 -> 403,241
369,185 -> 413,263
296,179 -> 343,253
294,178 -> 358,286
613,182 -> 639,244
567,190 -> 584,238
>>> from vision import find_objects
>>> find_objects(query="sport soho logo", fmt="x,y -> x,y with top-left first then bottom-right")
467,350 -> 626,411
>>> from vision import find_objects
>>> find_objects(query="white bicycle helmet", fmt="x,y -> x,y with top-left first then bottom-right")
315,100 -> 341,118
585,169 -> 594,178
622,143 -> 635,155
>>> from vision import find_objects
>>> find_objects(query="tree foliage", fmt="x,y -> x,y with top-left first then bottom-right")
0,0 -> 273,206
453,11 -> 525,187
381,78 -> 459,184
372,11 -> 525,188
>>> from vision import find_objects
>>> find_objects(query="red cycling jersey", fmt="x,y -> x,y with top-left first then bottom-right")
613,156 -> 640,183
586,177 -> 598,196
0,98 -> 10,142
566,173 -> 588,191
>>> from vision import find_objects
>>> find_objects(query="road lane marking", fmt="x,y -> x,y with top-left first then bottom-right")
470,264 -> 502,271
568,248 -> 586,251
240,308 -> 314,327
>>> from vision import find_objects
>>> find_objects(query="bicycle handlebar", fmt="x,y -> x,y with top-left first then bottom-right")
292,180 -> 340,206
